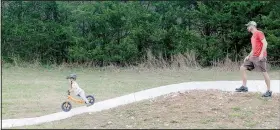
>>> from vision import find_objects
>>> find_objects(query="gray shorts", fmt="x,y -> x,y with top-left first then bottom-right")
242,56 -> 267,72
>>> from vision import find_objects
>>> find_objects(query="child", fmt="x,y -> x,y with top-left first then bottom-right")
66,74 -> 91,107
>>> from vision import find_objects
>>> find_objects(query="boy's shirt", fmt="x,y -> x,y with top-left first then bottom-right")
70,81 -> 82,95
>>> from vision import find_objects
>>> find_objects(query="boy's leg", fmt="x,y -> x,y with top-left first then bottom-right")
79,90 -> 89,104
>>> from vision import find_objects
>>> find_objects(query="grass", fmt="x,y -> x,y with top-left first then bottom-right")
2,64 -> 280,128
200,118 -> 216,124
231,106 -> 241,111
229,112 -> 242,118
244,120 -> 258,128
14,90 -> 280,129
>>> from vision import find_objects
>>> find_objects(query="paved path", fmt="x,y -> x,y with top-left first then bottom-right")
2,80 -> 280,128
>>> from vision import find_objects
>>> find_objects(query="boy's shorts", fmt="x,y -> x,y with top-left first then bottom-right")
242,56 -> 267,72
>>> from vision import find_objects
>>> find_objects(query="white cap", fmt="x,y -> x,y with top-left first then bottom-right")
245,21 -> 257,27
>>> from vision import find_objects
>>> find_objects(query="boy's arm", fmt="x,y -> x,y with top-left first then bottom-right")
68,88 -> 74,92
68,82 -> 74,92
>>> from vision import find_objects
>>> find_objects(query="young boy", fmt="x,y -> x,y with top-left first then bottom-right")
66,74 -> 91,106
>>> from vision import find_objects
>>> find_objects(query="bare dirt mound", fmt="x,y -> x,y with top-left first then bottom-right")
29,89 -> 280,129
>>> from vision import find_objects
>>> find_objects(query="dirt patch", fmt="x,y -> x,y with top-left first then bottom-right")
26,89 -> 280,129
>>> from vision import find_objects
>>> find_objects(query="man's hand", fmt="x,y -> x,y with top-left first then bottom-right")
244,56 -> 250,62
259,53 -> 264,61
245,50 -> 253,62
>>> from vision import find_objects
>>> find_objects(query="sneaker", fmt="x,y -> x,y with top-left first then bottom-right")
262,90 -> 272,97
235,86 -> 248,92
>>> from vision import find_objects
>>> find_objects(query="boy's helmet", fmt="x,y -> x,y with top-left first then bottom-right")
66,74 -> 77,80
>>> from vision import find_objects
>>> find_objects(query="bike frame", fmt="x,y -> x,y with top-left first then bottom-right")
67,91 -> 85,104
67,95 -> 85,104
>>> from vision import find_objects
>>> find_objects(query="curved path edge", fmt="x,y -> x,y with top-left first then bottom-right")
2,80 -> 280,128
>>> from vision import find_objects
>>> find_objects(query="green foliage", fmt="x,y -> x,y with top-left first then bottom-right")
2,1 -> 280,66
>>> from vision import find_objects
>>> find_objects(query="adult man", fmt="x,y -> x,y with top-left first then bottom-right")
235,21 -> 272,97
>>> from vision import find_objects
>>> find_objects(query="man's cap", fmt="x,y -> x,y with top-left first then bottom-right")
245,21 -> 257,27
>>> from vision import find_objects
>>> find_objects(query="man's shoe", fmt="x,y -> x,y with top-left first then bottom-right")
235,86 -> 248,92
262,90 -> 272,97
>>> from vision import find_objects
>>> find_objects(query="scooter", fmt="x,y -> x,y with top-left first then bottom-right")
61,91 -> 95,112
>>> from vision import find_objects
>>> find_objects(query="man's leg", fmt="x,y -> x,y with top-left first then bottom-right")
240,65 -> 248,86
259,58 -> 272,97
262,72 -> 271,91
236,60 -> 254,92
236,65 -> 249,92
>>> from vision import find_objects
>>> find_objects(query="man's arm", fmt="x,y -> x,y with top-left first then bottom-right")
257,31 -> 266,58
248,50 -> 253,57
260,38 -> 268,56
244,50 -> 252,62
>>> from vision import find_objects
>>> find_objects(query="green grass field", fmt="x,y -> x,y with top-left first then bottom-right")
19,90 -> 280,129
2,65 -> 280,128
2,65 -> 280,119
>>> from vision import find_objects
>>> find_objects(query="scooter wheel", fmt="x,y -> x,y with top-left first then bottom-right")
61,101 -> 72,112
86,95 -> 95,105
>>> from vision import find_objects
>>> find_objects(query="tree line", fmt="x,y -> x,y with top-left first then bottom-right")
2,1 -> 280,66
